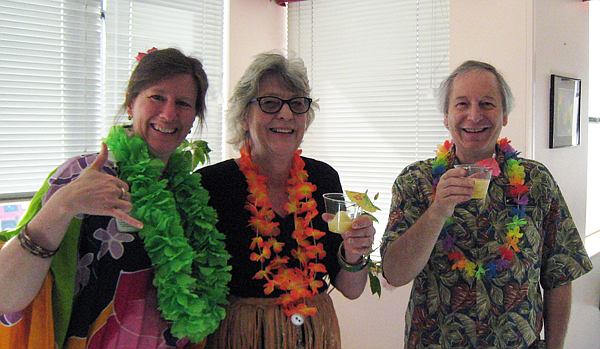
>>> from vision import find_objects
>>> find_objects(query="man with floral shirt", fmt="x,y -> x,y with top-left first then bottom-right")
381,60 -> 593,349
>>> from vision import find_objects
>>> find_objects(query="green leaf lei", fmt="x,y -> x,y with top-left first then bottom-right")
103,126 -> 231,343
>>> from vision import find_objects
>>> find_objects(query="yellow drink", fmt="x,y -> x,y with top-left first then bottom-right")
472,178 -> 491,199
328,211 -> 353,234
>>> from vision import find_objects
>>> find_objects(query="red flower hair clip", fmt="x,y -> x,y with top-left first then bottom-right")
274,0 -> 306,6
135,47 -> 158,61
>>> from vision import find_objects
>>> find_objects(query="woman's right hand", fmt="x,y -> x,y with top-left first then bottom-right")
429,168 -> 474,219
0,142 -> 145,314
54,143 -> 143,229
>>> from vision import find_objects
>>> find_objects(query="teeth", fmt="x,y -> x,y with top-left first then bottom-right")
271,128 -> 293,134
152,124 -> 176,134
464,128 -> 486,133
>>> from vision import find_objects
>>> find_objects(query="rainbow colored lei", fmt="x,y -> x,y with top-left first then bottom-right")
239,145 -> 327,317
433,138 -> 528,280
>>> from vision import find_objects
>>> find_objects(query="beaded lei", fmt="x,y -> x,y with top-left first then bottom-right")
432,138 -> 529,280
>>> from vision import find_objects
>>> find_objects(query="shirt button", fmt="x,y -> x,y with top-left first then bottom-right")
291,313 -> 305,326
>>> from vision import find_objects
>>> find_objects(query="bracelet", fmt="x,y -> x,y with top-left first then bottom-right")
337,244 -> 370,272
17,225 -> 59,259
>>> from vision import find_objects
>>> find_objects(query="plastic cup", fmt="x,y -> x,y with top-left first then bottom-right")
454,164 -> 492,199
323,193 -> 363,234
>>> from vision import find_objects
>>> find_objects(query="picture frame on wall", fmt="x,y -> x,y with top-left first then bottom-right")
549,74 -> 581,148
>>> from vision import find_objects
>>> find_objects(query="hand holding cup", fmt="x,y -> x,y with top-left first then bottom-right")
323,193 -> 364,234
454,164 -> 492,199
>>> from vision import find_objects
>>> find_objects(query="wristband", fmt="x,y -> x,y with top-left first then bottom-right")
18,225 -> 59,259
337,244 -> 370,272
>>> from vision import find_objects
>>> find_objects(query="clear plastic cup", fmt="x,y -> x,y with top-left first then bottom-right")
323,193 -> 363,234
454,164 -> 492,199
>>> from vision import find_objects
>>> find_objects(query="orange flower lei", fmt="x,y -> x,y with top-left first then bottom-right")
434,138 -> 529,280
239,145 -> 327,317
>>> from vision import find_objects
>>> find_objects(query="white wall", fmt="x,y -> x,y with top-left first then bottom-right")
227,0 -> 287,92
450,0 -> 533,157
532,1 -> 590,243
225,0 -> 288,158
564,252 -> 600,349
227,1 -> 597,348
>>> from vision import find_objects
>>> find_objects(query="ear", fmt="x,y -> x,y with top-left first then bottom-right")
443,114 -> 449,128
502,114 -> 508,127
125,92 -> 133,117
241,111 -> 251,131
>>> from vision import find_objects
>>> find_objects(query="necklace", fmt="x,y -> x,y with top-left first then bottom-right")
433,138 -> 528,280
104,126 -> 231,343
239,145 -> 327,318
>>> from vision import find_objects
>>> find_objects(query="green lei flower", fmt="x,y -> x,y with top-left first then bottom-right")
103,126 -> 231,343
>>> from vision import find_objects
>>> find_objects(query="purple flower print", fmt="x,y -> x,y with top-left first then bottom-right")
75,252 -> 94,294
442,234 -> 456,253
93,219 -> 134,260
0,310 -> 23,326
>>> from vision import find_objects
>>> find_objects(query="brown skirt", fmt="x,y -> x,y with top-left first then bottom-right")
204,292 -> 341,349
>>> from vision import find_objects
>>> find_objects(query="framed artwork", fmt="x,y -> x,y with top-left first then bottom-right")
549,74 -> 581,148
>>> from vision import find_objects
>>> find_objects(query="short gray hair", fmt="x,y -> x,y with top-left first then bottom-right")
226,52 -> 318,150
436,60 -> 514,117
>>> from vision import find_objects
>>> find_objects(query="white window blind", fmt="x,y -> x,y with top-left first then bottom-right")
0,0 -> 224,200
288,0 -> 450,240
0,0 -> 103,200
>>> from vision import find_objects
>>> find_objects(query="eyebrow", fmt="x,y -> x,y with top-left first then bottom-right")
147,87 -> 195,103
453,95 -> 498,101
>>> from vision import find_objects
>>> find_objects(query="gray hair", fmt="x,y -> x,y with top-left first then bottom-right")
226,52 -> 318,150
436,60 -> 514,117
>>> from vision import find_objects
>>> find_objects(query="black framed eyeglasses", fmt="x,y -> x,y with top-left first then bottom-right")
249,96 -> 312,114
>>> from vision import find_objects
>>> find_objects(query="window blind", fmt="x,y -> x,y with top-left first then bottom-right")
0,0 -> 224,200
288,0 -> 450,241
0,0 -> 103,199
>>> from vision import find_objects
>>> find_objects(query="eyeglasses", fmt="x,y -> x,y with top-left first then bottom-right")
249,96 -> 312,114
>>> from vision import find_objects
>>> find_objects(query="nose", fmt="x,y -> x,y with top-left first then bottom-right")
276,102 -> 294,120
466,105 -> 484,123
160,100 -> 178,121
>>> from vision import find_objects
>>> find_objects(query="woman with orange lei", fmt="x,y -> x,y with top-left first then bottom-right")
197,52 -> 375,349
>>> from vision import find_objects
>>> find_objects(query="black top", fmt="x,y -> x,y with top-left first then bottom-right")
197,157 -> 344,298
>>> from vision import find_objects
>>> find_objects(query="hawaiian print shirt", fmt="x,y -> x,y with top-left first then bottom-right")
381,146 -> 593,349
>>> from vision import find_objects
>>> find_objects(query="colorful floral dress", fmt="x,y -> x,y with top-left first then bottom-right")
1,154 -> 190,349
381,145 -> 593,349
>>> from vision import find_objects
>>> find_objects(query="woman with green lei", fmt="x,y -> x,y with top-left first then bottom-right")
381,60 -> 592,349
0,48 -> 230,349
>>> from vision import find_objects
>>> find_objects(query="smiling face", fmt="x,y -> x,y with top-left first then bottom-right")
244,74 -> 307,160
444,69 -> 508,164
128,74 -> 198,164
